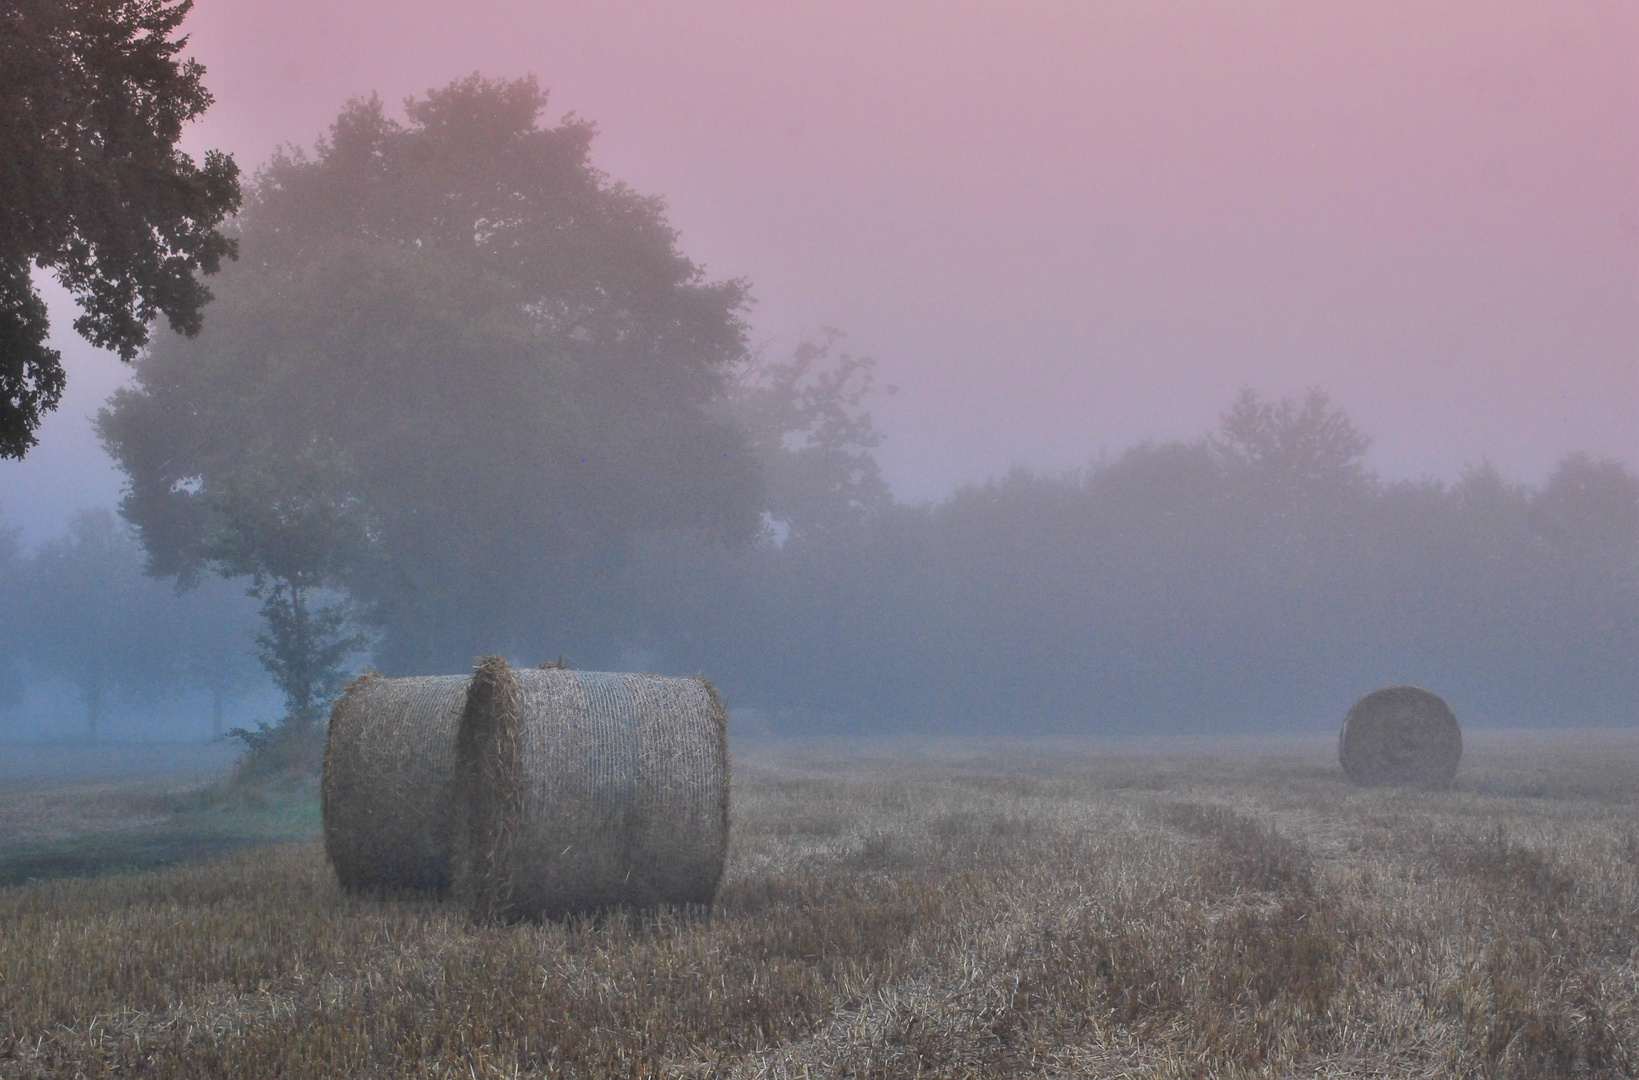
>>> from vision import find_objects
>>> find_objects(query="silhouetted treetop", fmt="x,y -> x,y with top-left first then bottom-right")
729,332 -> 893,542
0,0 -> 240,458
244,75 -> 744,394
1215,387 -> 1374,494
1531,453 -> 1639,582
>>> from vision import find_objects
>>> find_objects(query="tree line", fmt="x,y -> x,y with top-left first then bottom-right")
626,388 -> 1638,732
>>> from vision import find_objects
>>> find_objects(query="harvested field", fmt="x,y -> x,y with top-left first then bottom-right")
2,729 -> 1637,1078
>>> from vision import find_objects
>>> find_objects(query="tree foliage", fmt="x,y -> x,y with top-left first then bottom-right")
1215,386 -> 1373,499
99,75 -> 761,672
0,0 -> 240,458
728,331 -> 893,543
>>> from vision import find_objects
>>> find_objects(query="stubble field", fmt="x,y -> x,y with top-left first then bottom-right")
1,730 -> 1636,1078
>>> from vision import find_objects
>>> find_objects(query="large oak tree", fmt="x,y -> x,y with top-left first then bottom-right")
100,76 -> 762,672
1,0 -> 240,457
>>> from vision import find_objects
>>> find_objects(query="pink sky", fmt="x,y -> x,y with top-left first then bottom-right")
3,0 -> 1634,536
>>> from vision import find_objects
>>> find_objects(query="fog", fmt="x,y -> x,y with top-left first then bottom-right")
1,6 -> 1635,751
171,0 -> 1639,492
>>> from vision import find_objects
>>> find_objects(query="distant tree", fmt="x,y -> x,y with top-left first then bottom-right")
1448,460 -> 1536,586
728,331 -> 893,543
611,331 -> 895,683
1212,387 -> 1376,592
1530,454 -> 1639,586
1214,387 -> 1373,497
19,509 -> 185,739
1513,455 -> 1639,708
98,75 -> 759,672
193,442 -> 372,755
1,0 -> 240,458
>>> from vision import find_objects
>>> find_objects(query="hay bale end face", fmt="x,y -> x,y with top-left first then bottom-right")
1338,685 -> 1462,787
455,657 -> 730,923
322,672 -> 470,893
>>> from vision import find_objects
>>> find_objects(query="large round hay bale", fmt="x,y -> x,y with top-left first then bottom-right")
454,657 -> 730,922
1338,685 -> 1462,787
322,672 -> 470,893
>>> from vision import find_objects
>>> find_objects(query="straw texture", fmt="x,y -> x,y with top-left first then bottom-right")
1338,685 -> 1462,787
322,672 -> 469,893
455,658 -> 730,922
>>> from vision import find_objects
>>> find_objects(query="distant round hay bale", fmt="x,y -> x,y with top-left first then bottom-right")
1338,685 -> 1462,787
454,657 -> 730,922
322,672 -> 469,893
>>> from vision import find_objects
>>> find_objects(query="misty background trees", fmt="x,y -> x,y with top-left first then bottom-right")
0,514 -> 23,715
21,510 -> 196,740
0,505 -> 266,741
3,72 -> 1635,744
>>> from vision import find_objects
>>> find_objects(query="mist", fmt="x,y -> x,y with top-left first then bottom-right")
170,0 -> 1639,493
3,323 -> 1634,742
2,5 -> 1635,753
